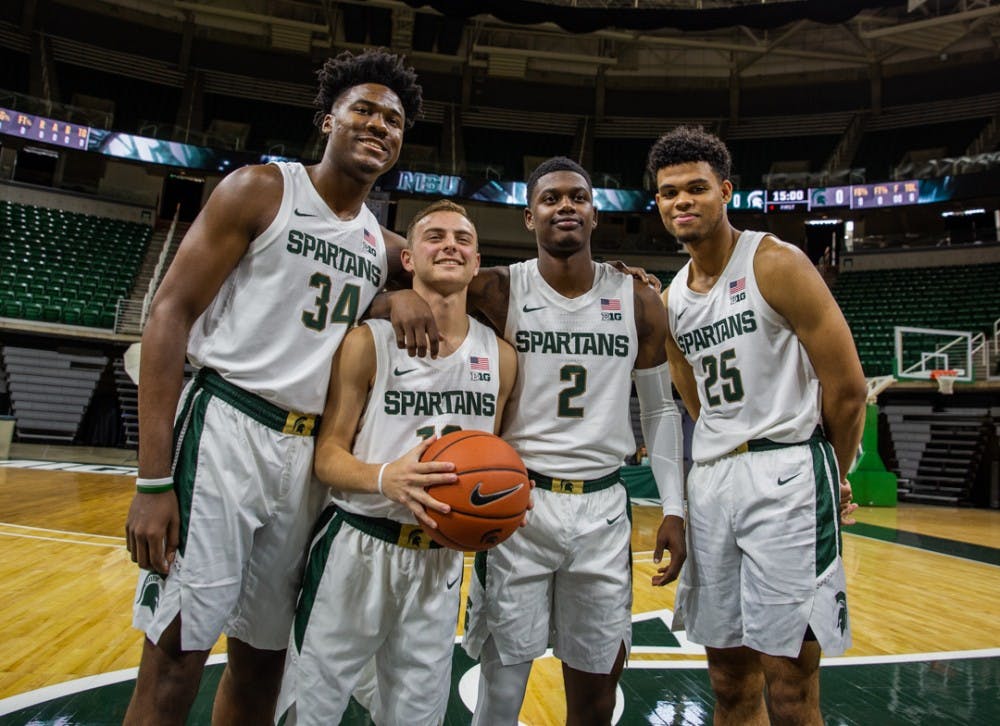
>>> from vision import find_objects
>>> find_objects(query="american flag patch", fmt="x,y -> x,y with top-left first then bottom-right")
470,356 -> 490,371
729,277 -> 745,294
600,298 -> 621,311
362,229 -> 377,256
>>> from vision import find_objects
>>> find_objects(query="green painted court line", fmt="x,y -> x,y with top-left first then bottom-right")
847,522 -> 1000,566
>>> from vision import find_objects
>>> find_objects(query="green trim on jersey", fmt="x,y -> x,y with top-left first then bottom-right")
811,438 -> 839,575
293,505 -> 343,653
174,388 -> 209,557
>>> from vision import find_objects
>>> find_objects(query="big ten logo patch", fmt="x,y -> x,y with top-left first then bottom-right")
469,356 -> 491,382
601,297 -> 622,321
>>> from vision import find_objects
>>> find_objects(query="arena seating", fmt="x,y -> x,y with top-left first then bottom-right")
0,200 -> 152,329
833,263 -> 1000,376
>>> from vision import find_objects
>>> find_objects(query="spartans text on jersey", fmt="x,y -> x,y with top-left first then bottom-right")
675,310 -> 758,356
286,229 -> 382,286
384,390 -> 497,417
513,330 -> 630,357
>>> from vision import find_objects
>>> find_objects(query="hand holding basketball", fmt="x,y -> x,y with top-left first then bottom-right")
419,430 -> 531,551
376,437 -> 457,529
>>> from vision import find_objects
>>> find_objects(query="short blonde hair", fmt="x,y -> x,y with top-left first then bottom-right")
405,199 -> 473,248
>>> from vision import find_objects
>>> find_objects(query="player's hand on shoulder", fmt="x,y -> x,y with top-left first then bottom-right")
379,437 -> 457,528
388,289 -> 442,358
125,489 -> 180,576
608,260 -> 662,293
651,514 -> 686,586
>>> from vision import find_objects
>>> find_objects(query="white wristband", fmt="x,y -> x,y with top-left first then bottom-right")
136,476 -> 174,494
377,462 -> 389,497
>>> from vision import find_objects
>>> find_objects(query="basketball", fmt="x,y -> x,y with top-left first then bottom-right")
420,430 -> 530,551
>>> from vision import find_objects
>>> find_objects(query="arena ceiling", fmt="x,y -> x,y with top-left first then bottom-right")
60,0 -> 1000,83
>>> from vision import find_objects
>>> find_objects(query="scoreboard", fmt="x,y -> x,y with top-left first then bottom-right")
766,188 -> 809,212
0,107 -> 90,150
849,180 -> 920,209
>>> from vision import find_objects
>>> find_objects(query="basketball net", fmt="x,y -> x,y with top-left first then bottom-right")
930,369 -> 958,395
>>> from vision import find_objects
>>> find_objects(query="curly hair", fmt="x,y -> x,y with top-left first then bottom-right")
525,156 -> 592,204
646,126 -> 732,183
405,199 -> 474,248
313,48 -> 423,130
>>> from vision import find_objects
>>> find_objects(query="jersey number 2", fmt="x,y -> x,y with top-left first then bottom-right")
302,273 -> 360,331
558,364 -> 587,418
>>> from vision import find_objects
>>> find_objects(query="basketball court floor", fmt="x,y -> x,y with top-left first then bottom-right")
0,447 -> 997,725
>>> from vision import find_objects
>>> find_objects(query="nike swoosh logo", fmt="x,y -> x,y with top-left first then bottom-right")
606,512 -> 624,525
393,367 -> 417,376
522,304 -> 546,313
469,481 -> 524,506
676,309 -> 686,320
446,575 -> 460,590
293,208 -> 316,217
777,473 -> 801,486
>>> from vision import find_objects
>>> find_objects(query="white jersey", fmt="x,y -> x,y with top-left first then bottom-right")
333,317 -> 502,522
502,260 -> 637,479
667,230 -> 822,463
187,161 -> 387,414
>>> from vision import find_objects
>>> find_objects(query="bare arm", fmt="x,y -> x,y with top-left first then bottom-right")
127,164 -> 281,574
314,325 -> 457,528
492,337 -> 518,434
755,237 -> 867,486
467,266 -> 511,333
660,286 -> 701,421
635,281 -> 686,586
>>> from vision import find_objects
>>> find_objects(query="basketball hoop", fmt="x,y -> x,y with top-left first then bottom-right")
930,369 -> 958,395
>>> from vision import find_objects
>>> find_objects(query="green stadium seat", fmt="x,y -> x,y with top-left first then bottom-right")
62,306 -> 83,325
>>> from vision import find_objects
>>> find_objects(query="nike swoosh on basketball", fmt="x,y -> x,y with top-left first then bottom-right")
293,208 -> 316,217
393,367 -> 417,376
606,512 -> 624,525
469,481 -> 523,506
522,304 -> 546,313
446,575 -> 460,590
676,309 -> 686,320
777,473 -> 801,486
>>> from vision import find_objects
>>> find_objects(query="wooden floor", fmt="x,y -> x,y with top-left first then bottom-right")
1,457 -> 998,724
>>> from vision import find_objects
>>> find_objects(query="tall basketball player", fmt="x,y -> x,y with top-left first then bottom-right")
460,157 -> 686,724
650,126 -> 866,725
123,50 -> 428,725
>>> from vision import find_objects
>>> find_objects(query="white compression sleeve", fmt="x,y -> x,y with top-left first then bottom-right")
634,361 -> 685,518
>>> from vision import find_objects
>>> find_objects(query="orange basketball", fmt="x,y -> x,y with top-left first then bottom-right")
420,430 -> 530,551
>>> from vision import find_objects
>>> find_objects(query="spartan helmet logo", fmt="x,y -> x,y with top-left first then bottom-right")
291,416 -> 309,435
407,529 -> 425,548
560,481 -> 575,493
480,528 -> 502,546
835,591 -> 848,635
137,572 -> 162,615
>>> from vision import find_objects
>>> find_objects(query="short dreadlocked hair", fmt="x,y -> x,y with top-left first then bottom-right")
525,156 -> 592,204
313,48 -> 423,130
646,126 -> 732,183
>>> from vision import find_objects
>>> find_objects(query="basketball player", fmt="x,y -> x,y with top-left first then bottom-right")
122,49 -> 428,724
649,126 -> 866,724
275,200 -> 517,725
459,157 -> 686,724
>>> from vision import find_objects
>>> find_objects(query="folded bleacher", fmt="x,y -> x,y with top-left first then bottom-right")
0,200 -> 151,329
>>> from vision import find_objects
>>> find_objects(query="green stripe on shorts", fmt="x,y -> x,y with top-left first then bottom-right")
811,439 -> 838,576
293,506 -> 344,653
175,388 -> 209,557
